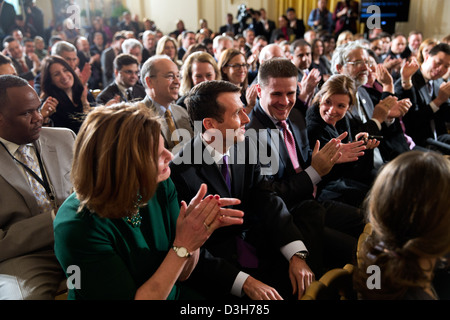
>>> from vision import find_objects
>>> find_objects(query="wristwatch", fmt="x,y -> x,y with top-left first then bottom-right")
172,246 -> 191,258
293,251 -> 308,260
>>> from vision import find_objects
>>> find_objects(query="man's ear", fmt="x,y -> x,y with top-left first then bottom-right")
202,117 -> 215,130
335,64 -> 343,74
256,84 -> 262,98
145,76 -> 153,89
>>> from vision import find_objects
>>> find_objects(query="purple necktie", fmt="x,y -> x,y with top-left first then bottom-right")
221,155 -> 231,192
279,120 -> 302,173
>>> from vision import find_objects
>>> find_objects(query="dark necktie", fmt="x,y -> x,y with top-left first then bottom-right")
126,88 -> 133,101
221,155 -> 231,192
165,109 -> 179,146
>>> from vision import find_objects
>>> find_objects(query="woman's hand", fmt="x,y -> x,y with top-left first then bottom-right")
40,96 -> 59,119
355,132 -> 381,150
173,184 -> 244,253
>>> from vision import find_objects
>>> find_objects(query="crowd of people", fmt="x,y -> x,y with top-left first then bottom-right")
0,0 -> 449,301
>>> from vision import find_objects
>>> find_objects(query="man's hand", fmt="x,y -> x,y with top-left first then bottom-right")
336,139 -> 366,163
298,69 -> 321,103
372,95 -> 397,124
243,276 -> 284,300
311,134 -> 344,177
289,255 -> 315,300
388,98 -> 412,119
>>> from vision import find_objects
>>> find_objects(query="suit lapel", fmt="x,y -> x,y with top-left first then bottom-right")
0,145 -> 40,214
143,96 -> 173,149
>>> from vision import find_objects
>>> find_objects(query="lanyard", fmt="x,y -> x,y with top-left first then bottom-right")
0,141 -> 56,205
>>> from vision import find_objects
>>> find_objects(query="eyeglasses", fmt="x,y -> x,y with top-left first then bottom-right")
226,63 -> 249,70
345,60 -> 374,68
120,70 -> 140,76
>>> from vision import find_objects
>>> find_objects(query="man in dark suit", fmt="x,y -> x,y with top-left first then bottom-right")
260,8 -> 276,41
395,43 -> 450,154
178,31 -> 196,61
247,58 -> 366,269
96,53 -> 146,105
0,75 -> 76,299
2,36 -> 39,84
0,0 -> 16,50
219,13 -> 240,36
286,7 -> 305,40
170,80 -> 318,300
332,41 -> 412,164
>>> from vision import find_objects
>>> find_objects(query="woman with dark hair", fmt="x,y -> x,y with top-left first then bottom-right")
40,55 -> 90,133
354,151 -> 450,300
310,38 -> 332,81
53,103 -> 244,300
218,48 -> 251,111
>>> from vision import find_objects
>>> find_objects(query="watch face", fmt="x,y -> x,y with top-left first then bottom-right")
177,247 -> 188,257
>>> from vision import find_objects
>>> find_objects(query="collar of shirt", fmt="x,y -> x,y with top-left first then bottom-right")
148,97 -> 172,116
201,134 -> 231,166
260,107 -> 289,131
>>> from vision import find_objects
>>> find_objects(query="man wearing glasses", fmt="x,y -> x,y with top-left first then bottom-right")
96,53 -> 146,105
141,55 -> 193,153
332,41 -> 411,166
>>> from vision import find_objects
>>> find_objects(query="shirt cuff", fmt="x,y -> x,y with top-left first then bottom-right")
305,165 -> 321,185
429,101 -> 439,113
280,240 -> 308,261
371,118 -> 382,131
231,271 -> 250,297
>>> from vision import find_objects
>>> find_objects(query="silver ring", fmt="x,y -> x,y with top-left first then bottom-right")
203,222 -> 210,230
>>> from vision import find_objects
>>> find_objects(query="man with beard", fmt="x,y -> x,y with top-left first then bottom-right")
332,41 -> 411,166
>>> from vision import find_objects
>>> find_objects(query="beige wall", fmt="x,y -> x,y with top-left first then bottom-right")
36,0 -> 449,41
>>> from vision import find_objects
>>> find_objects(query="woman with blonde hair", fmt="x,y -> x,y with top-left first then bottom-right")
354,151 -> 450,299
416,38 -> 439,65
156,35 -> 183,69
336,30 -> 354,48
177,51 -> 221,109
53,103 -> 244,300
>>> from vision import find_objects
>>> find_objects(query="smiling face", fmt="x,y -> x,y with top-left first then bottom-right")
191,61 -> 216,86
0,85 -> 43,144
422,51 -> 450,80
206,91 -> 249,151
222,53 -> 247,86
258,76 -> 297,121
146,58 -> 180,107
49,62 -> 74,92
319,94 -> 350,127
338,48 -> 370,87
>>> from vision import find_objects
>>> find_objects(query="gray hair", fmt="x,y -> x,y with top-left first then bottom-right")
213,35 -> 233,49
51,40 -> 77,56
140,54 -> 172,88
121,38 -> 143,54
142,30 -> 156,41
331,41 -> 366,75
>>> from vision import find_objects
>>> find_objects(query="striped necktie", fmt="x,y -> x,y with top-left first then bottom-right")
15,145 -> 53,214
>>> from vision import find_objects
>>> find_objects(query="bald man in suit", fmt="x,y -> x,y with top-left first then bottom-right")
0,76 -> 75,299
140,55 -> 193,153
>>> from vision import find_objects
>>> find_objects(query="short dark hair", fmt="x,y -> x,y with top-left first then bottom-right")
0,75 -> 29,110
258,58 -> 298,88
2,36 -> 17,49
113,53 -> 139,71
429,43 -> 450,57
186,80 -> 240,132
0,53 -> 12,66
290,39 -> 311,54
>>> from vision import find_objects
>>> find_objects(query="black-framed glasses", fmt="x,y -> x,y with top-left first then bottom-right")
226,63 -> 249,70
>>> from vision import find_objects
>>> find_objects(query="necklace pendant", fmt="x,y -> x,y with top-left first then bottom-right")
124,212 -> 142,228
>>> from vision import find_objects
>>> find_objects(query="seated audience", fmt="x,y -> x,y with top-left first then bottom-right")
354,151 -> 450,300
170,80 -> 317,300
101,31 -> 126,87
0,75 -> 76,299
416,38 -> 439,65
53,103 -> 244,300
